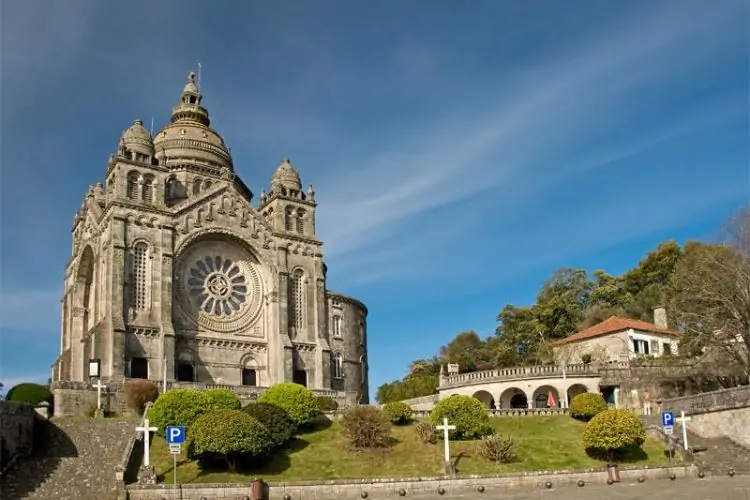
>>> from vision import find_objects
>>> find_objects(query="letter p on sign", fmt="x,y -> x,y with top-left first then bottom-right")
166,425 -> 186,444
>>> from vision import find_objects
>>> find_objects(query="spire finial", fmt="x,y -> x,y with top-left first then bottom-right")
188,71 -> 196,83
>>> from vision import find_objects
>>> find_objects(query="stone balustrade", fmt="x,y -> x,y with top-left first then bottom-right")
439,363 -> 600,388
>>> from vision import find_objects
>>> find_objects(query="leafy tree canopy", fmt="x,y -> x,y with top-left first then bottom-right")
375,206 -> 750,403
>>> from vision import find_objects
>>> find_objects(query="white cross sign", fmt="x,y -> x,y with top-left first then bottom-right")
676,411 -> 692,451
136,418 -> 158,467
436,417 -> 456,465
93,380 -> 107,411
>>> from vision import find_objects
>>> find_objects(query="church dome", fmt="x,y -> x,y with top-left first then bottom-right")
153,71 -> 233,170
121,119 -> 154,157
271,158 -> 302,191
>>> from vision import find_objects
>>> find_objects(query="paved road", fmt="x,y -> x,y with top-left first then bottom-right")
408,476 -> 750,499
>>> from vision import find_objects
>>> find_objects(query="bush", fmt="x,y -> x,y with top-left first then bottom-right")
123,380 -> 159,415
243,402 -> 297,447
205,389 -> 241,411
477,434 -> 517,463
340,405 -> 392,449
188,409 -> 273,470
430,395 -> 491,440
569,392 -> 608,422
581,353 -> 592,364
383,401 -> 413,425
6,383 -> 53,408
582,409 -> 647,464
258,383 -> 320,427
316,395 -> 339,411
148,389 -> 209,435
415,421 -> 438,444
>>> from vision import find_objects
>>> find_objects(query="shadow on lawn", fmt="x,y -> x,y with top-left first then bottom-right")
585,446 -> 649,464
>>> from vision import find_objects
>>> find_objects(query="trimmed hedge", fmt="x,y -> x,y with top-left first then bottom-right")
205,388 -> 241,411
243,402 -> 297,447
188,409 -> 273,470
569,392 -> 608,422
430,395 -> 492,440
6,383 -> 53,408
316,395 -> 339,411
383,401 -> 413,425
257,383 -> 320,427
582,409 -> 646,462
148,389 -> 209,435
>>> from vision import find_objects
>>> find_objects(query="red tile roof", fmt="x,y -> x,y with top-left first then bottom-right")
553,316 -> 681,346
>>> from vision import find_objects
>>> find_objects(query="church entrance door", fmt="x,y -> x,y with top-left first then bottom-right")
293,369 -> 307,387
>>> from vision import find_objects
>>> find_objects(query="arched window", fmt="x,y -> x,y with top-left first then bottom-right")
129,242 -> 149,311
193,178 -> 202,195
142,175 -> 154,202
332,352 -> 344,379
204,180 -> 212,190
126,172 -> 140,199
331,315 -> 342,338
165,177 -> 178,202
296,209 -> 305,234
291,269 -> 305,330
284,208 -> 294,232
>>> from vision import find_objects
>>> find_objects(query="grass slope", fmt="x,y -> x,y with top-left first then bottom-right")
151,416 -> 674,484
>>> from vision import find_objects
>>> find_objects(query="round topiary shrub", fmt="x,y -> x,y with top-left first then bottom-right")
316,395 -> 339,411
582,409 -> 647,464
148,389 -> 209,435
383,401 -> 413,425
123,380 -> 159,415
340,405 -> 392,449
205,389 -> 241,411
188,409 -> 273,471
257,383 -> 320,427
243,402 -> 297,447
6,383 -> 53,408
430,395 -> 492,440
569,392 -> 608,422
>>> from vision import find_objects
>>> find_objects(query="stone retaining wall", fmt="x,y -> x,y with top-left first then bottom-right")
127,465 -> 696,499
663,386 -> 750,415
0,401 -> 37,476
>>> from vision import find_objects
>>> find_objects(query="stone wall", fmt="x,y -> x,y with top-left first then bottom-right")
126,465 -> 695,499
663,386 -> 750,449
0,401 -> 37,475
393,394 -> 438,411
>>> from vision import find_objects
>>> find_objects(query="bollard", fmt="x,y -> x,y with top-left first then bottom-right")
251,478 -> 268,500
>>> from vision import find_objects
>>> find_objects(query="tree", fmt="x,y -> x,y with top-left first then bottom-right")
438,330 -> 492,371
669,206 -> 750,380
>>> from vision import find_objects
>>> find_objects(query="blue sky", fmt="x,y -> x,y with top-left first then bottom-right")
1,1 -> 748,398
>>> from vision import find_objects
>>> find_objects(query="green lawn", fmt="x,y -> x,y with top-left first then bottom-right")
151,416 -> 676,484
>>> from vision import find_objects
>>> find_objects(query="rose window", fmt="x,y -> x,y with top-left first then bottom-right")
187,255 -> 248,317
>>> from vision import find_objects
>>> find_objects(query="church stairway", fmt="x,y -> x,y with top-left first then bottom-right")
683,430 -> 750,476
0,417 -> 134,500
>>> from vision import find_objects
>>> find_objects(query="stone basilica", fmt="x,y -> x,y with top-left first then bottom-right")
52,72 -> 369,404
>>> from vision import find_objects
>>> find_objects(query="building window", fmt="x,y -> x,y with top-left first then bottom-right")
291,269 -> 305,330
296,209 -> 305,234
177,363 -> 194,382
649,340 -> 660,355
333,352 -> 344,379
663,343 -> 672,356
632,339 -> 650,355
331,316 -> 342,338
242,368 -> 257,386
284,208 -> 294,232
193,179 -> 202,195
129,243 -> 149,311
126,172 -> 140,199
130,357 -> 148,379
142,176 -> 154,202
293,369 -> 307,387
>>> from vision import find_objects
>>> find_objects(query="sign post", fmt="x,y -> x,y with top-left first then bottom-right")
93,379 -> 107,413
166,425 -> 186,485
435,417 -> 456,475
660,411 -> 675,435
136,419 -> 159,467
676,411 -> 692,451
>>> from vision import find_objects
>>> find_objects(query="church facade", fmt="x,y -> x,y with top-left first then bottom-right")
51,72 -> 369,404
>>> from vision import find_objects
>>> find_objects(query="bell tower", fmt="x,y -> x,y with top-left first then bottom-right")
258,158 -> 317,238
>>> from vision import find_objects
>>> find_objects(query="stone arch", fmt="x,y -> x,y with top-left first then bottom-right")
532,385 -> 561,409
567,383 -> 589,404
70,245 -> 96,380
499,387 -> 528,409
472,390 -> 495,409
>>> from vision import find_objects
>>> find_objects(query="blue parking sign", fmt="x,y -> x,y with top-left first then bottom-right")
661,411 -> 674,428
166,425 -> 186,444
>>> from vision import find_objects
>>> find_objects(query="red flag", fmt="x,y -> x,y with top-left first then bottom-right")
547,391 -> 557,408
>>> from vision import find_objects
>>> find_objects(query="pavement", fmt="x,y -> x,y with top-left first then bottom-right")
409,475 -> 750,499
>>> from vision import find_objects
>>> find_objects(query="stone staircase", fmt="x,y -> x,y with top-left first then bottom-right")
641,415 -> 750,476
0,417 -> 134,500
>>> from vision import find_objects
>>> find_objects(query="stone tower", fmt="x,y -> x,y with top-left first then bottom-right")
52,71 -> 369,405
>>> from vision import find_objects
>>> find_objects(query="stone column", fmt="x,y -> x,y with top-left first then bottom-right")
70,306 -> 86,381
108,216 -> 127,381
159,225 -> 176,385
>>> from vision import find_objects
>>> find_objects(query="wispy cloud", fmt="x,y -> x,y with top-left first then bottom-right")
313,1 -> 744,282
